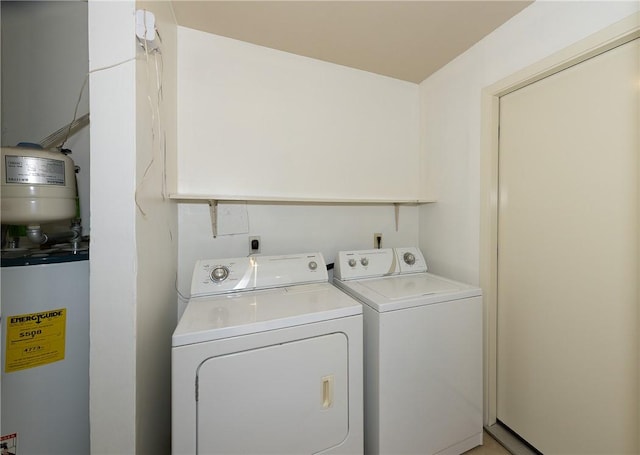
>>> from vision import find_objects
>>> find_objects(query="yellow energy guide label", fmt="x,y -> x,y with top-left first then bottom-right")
5,308 -> 66,372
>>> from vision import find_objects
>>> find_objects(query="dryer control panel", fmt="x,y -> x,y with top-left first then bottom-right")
334,247 -> 427,281
190,252 -> 328,297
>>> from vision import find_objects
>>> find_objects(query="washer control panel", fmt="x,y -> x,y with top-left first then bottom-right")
190,253 -> 328,297
394,247 -> 427,274
334,247 -> 427,281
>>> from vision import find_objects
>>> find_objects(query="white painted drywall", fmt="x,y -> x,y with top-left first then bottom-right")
89,0 -> 179,453
418,1 -> 640,285
175,26 -> 425,202
0,1 -> 90,235
88,0 -> 137,452
175,25 -> 424,309
134,1 -> 178,453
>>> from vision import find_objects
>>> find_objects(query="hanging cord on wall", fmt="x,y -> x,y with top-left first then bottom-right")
84,11 -> 178,280
175,273 -> 190,304
54,52 -> 140,152
134,10 -> 166,219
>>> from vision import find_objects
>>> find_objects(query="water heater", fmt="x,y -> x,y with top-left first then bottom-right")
1,146 -> 77,224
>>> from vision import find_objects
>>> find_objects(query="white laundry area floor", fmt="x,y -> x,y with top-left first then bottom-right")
464,431 -> 511,455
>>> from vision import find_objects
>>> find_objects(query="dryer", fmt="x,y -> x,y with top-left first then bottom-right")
333,247 -> 482,455
172,252 -> 363,455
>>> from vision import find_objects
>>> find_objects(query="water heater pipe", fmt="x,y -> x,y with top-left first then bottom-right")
26,220 -> 82,247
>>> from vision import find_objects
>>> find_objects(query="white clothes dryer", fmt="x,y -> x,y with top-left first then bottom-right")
172,253 -> 363,455
333,247 -> 482,455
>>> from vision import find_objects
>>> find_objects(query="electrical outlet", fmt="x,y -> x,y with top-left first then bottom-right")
374,233 -> 382,249
249,236 -> 261,254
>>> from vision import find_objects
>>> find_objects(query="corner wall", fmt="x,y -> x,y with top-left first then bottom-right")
89,0 -> 179,453
134,1 -> 178,453
88,0 -> 138,452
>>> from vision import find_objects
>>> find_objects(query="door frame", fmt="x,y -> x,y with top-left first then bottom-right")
479,11 -> 640,429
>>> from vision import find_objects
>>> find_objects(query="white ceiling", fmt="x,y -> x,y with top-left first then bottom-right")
170,1 -> 533,83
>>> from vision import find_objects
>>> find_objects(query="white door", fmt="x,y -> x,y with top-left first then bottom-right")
497,39 -> 639,454
197,333 -> 349,454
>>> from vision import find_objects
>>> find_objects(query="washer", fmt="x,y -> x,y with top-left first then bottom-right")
333,247 -> 482,455
172,252 -> 363,455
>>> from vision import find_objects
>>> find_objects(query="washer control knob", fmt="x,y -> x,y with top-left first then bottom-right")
210,266 -> 230,283
348,258 -> 357,267
403,252 -> 416,265
308,261 -> 318,271
360,257 -> 369,266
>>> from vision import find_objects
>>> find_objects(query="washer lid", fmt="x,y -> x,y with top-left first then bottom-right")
172,282 -> 362,347
335,273 -> 481,312
362,274 -> 464,299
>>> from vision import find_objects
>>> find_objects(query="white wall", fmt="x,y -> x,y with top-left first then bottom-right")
175,27 -> 424,202
175,28 -> 423,307
418,1 -> 640,285
89,1 -> 179,453
134,1 -> 178,452
88,0 -> 138,452
1,1 -> 90,235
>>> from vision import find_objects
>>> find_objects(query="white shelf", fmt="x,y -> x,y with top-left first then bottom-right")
168,194 -> 435,205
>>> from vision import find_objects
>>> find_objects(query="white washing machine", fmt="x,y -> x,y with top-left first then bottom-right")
333,247 -> 482,455
172,252 -> 363,455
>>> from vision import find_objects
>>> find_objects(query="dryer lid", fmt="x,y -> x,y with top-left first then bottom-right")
172,282 -> 361,347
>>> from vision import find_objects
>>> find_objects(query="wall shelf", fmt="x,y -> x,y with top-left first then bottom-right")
169,194 -> 436,237
168,193 -> 435,205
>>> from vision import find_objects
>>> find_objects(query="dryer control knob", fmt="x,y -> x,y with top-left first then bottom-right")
210,266 -> 230,282
308,261 -> 318,271
361,257 -> 369,266
403,252 -> 416,265
348,258 -> 357,267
